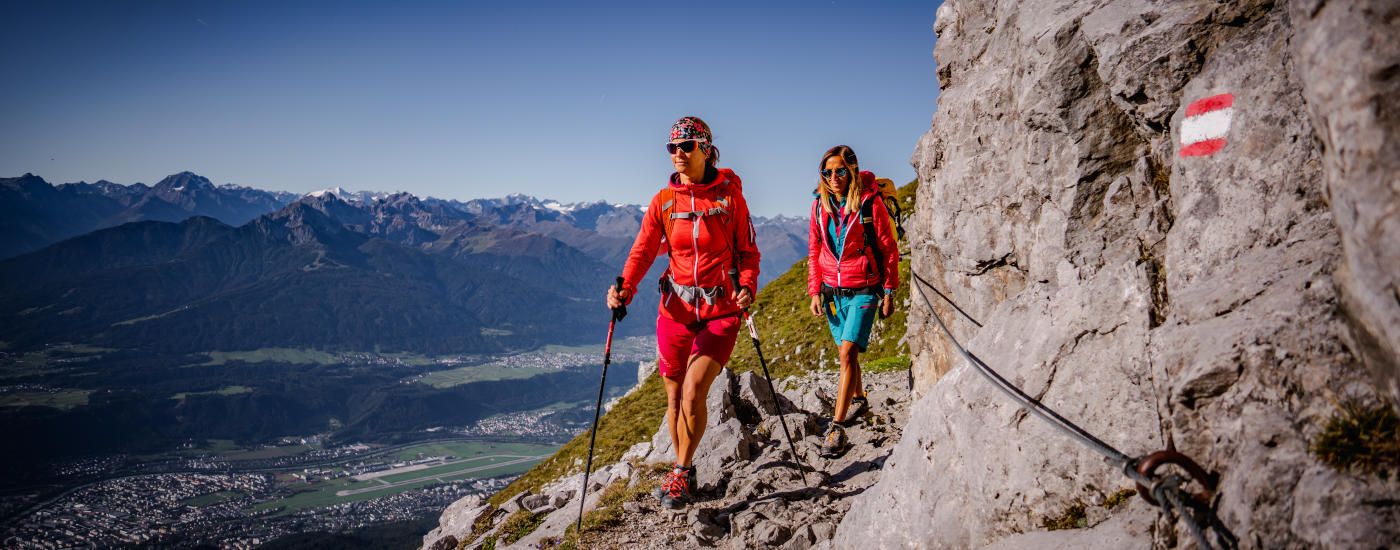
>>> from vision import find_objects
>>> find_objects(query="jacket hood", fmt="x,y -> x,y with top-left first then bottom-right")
858,170 -> 878,200
670,167 -> 740,193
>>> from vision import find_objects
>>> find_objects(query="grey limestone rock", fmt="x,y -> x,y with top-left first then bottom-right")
1288,0 -> 1400,407
420,494 -> 487,550
519,493 -> 551,513
643,368 -> 761,493
736,370 -> 781,417
837,0 -> 1399,548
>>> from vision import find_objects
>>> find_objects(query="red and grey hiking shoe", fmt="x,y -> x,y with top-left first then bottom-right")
658,465 -> 694,509
820,424 -> 848,458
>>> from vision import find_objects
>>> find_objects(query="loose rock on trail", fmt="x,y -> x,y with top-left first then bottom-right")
428,367 -> 912,550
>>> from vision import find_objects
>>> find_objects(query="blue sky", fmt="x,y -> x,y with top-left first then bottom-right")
1,0 -> 940,216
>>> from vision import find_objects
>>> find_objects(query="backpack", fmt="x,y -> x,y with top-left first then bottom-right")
870,177 -> 906,240
655,179 -> 746,291
859,177 -> 905,284
657,180 -> 737,244
860,196 -> 889,284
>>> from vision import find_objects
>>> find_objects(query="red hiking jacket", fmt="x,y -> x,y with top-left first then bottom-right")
807,171 -> 901,296
620,168 -> 761,322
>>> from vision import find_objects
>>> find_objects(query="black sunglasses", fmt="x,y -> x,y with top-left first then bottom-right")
821,167 -> 851,179
666,140 -> 703,154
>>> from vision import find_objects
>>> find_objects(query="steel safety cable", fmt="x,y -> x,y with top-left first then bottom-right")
909,271 -> 1238,550
909,272 -> 1133,466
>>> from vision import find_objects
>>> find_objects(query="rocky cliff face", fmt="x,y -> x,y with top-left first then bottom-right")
834,0 -> 1398,548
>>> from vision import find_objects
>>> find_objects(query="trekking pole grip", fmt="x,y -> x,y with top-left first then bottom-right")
612,276 -> 628,322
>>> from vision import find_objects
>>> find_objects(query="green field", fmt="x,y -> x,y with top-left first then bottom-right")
112,310 -> 179,326
537,337 -> 653,357
196,348 -> 342,366
366,351 -> 440,366
376,455 -> 534,484
196,439 -> 244,453
417,336 -> 653,389
418,364 -> 552,388
222,444 -> 315,461
533,342 -> 600,354
175,439 -> 321,460
0,344 -> 114,379
182,491 -> 245,507
171,385 -> 254,401
192,347 -> 447,367
389,441 -> 554,462
0,389 -> 94,410
251,452 -> 550,514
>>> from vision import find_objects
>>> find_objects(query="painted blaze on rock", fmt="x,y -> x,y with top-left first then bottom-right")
1179,93 -> 1235,157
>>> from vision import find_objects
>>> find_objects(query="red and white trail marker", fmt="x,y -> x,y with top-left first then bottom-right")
1179,93 -> 1234,157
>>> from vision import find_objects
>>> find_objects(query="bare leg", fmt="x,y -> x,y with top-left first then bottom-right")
675,355 -> 724,467
853,349 -> 866,400
663,374 -> 683,463
834,341 -> 861,423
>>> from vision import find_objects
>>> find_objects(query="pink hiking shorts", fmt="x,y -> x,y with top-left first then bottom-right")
655,313 -> 741,379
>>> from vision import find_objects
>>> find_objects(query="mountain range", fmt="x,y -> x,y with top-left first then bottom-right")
0,172 -> 808,354
0,172 -> 300,260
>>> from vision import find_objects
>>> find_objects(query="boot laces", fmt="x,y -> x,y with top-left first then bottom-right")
662,468 -> 689,498
825,426 -> 844,446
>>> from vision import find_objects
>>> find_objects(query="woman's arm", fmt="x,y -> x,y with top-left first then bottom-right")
617,192 -> 666,303
807,200 -> 824,296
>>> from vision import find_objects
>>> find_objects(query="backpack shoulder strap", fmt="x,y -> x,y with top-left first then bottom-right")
861,196 -> 886,283
658,187 -> 676,242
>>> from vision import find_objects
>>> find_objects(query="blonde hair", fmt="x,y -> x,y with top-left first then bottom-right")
817,145 -> 862,215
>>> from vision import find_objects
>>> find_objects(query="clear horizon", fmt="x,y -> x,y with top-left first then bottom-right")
1,0 -> 941,216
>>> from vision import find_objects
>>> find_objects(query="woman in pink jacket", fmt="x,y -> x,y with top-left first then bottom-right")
806,145 -> 900,458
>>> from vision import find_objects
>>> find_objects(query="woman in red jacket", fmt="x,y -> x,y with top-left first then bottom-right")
806,145 -> 900,458
607,116 -> 760,509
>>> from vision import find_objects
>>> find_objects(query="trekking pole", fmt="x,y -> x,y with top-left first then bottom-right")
742,310 -> 812,487
577,277 -> 627,534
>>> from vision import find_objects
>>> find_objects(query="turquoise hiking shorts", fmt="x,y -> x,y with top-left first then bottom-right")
824,292 -> 879,351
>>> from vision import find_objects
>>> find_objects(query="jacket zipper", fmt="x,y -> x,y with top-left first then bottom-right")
838,208 -> 858,288
691,190 -> 699,291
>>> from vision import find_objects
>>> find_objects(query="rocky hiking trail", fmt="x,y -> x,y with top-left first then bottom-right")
424,367 -> 912,549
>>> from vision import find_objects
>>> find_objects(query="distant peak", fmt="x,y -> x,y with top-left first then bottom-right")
307,186 -> 349,199
7,173 -> 50,186
155,171 -> 213,191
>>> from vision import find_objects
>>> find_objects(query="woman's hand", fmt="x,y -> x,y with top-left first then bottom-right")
734,287 -> 754,310
880,293 -> 895,318
607,285 -> 630,310
810,295 -> 824,317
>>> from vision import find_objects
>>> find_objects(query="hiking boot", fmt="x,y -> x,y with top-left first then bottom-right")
652,465 -> 697,500
658,466 -> 693,509
820,424 -> 848,458
845,395 -> 870,423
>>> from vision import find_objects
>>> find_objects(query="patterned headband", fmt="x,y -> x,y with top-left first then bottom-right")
669,116 -> 713,143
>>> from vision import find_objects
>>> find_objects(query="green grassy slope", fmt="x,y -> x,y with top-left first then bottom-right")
483,180 -> 919,510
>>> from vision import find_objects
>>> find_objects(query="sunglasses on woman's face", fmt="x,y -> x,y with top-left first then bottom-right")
666,140 -> 702,154
821,167 -> 851,179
